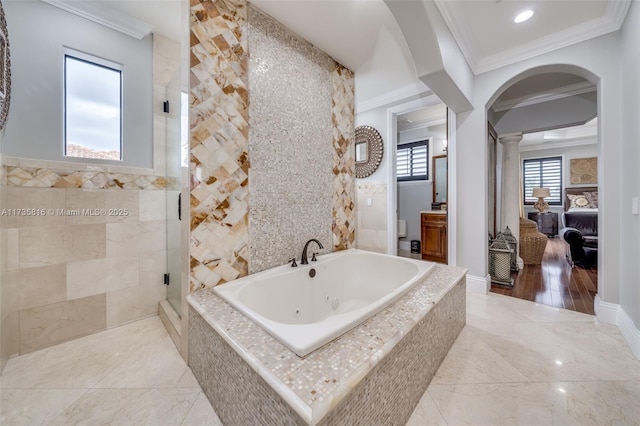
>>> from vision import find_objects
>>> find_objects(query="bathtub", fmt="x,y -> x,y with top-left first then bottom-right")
212,249 -> 435,356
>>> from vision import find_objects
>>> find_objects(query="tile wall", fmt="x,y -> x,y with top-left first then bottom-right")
0,169 -> 168,356
188,0 -> 355,288
356,182 -> 388,253
248,6 -> 334,273
189,0 -> 250,292
0,35 -> 181,363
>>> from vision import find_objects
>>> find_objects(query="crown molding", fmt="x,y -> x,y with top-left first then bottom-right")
476,13 -> 623,74
41,0 -> 154,40
492,81 -> 596,112
398,117 -> 447,133
435,0 -> 631,75
607,0 -> 633,27
356,82 -> 432,114
519,137 -> 597,152
433,0 -> 481,73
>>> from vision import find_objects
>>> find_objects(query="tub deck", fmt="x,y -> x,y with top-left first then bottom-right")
188,263 -> 467,425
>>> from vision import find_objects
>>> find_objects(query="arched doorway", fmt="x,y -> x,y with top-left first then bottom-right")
486,66 -> 600,314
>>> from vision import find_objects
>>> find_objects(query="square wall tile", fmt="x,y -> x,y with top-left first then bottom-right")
1,310 -> 19,363
139,249 -> 166,288
106,283 -> 166,328
6,229 -> 19,271
3,187 -> 66,228
67,257 -> 139,301
19,225 -> 106,268
10,264 -> 67,310
65,189 -> 140,224
139,191 -> 167,222
19,294 -> 106,354
106,221 -> 166,259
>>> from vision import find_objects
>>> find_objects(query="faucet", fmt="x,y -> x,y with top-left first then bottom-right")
301,239 -> 323,265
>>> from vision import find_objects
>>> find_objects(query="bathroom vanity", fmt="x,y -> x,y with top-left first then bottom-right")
421,211 -> 448,264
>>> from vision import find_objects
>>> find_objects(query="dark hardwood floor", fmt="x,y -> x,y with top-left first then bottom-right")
491,238 -> 598,315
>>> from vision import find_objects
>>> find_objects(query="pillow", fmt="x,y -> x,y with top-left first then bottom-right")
583,191 -> 598,208
567,193 -> 591,209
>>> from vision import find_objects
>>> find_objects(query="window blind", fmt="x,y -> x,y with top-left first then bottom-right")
397,140 -> 428,181
523,157 -> 562,204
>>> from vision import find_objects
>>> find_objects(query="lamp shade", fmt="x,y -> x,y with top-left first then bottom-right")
532,187 -> 550,198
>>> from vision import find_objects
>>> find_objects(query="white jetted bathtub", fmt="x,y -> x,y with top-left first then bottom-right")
213,249 -> 436,356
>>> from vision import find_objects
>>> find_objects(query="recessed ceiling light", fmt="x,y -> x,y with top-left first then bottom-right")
514,9 -> 534,23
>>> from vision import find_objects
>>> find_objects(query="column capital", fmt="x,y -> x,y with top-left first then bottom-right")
498,131 -> 523,145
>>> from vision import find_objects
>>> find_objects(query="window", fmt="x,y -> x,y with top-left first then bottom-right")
64,49 -> 122,161
523,156 -> 563,204
397,140 -> 428,181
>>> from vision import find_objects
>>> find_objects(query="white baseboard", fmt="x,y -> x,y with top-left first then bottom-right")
466,274 -> 490,294
594,295 -> 640,359
398,241 -> 411,252
594,295 -> 619,324
618,307 -> 640,359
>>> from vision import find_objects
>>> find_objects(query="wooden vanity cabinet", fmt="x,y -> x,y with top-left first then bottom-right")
421,213 -> 447,264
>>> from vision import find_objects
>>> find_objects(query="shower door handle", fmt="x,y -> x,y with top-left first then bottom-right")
178,192 -> 182,221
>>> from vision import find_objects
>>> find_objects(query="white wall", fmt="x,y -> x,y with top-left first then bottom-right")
455,32 -> 622,308
4,1 -> 153,168
619,0 -> 640,330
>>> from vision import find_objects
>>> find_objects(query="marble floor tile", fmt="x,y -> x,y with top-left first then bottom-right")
93,333 -> 189,389
0,388 -> 88,425
428,380 -> 640,426
430,326 -> 530,385
1,294 -> 638,426
466,291 -> 594,326
180,391 -> 223,426
0,317 -> 167,389
405,390 -> 447,426
471,319 -> 640,382
49,388 -> 200,426
0,315 -> 217,426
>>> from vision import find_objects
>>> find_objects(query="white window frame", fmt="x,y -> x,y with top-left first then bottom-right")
523,155 -> 563,205
63,47 -> 123,161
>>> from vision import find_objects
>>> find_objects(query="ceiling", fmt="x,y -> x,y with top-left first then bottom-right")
49,0 -> 629,108
435,0 -> 630,74
520,117 -> 598,151
397,103 -> 446,133
54,0 -> 631,74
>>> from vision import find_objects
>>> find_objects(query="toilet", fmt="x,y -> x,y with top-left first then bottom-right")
398,219 -> 407,238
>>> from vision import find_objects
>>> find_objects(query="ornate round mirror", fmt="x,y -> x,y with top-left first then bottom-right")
354,125 -> 383,179
0,1 -> 11,130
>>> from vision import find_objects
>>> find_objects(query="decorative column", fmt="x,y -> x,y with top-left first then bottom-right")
499,132 -> 523,268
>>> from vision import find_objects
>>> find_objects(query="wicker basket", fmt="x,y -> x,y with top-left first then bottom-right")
519,217 -> 547,265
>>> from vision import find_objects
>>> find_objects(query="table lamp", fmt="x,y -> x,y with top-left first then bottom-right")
532,187 -> 551,212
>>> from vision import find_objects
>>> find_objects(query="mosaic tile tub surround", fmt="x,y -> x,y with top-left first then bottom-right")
188,264 -> 467,424
188,0 -> 355,290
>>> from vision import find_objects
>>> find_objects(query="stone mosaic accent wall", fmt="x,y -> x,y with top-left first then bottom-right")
4,166 -> 175,190
248,5 -> 334,273
331,66 -> 356,251
189,0 -> 355,285
189,0 -> 250,291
